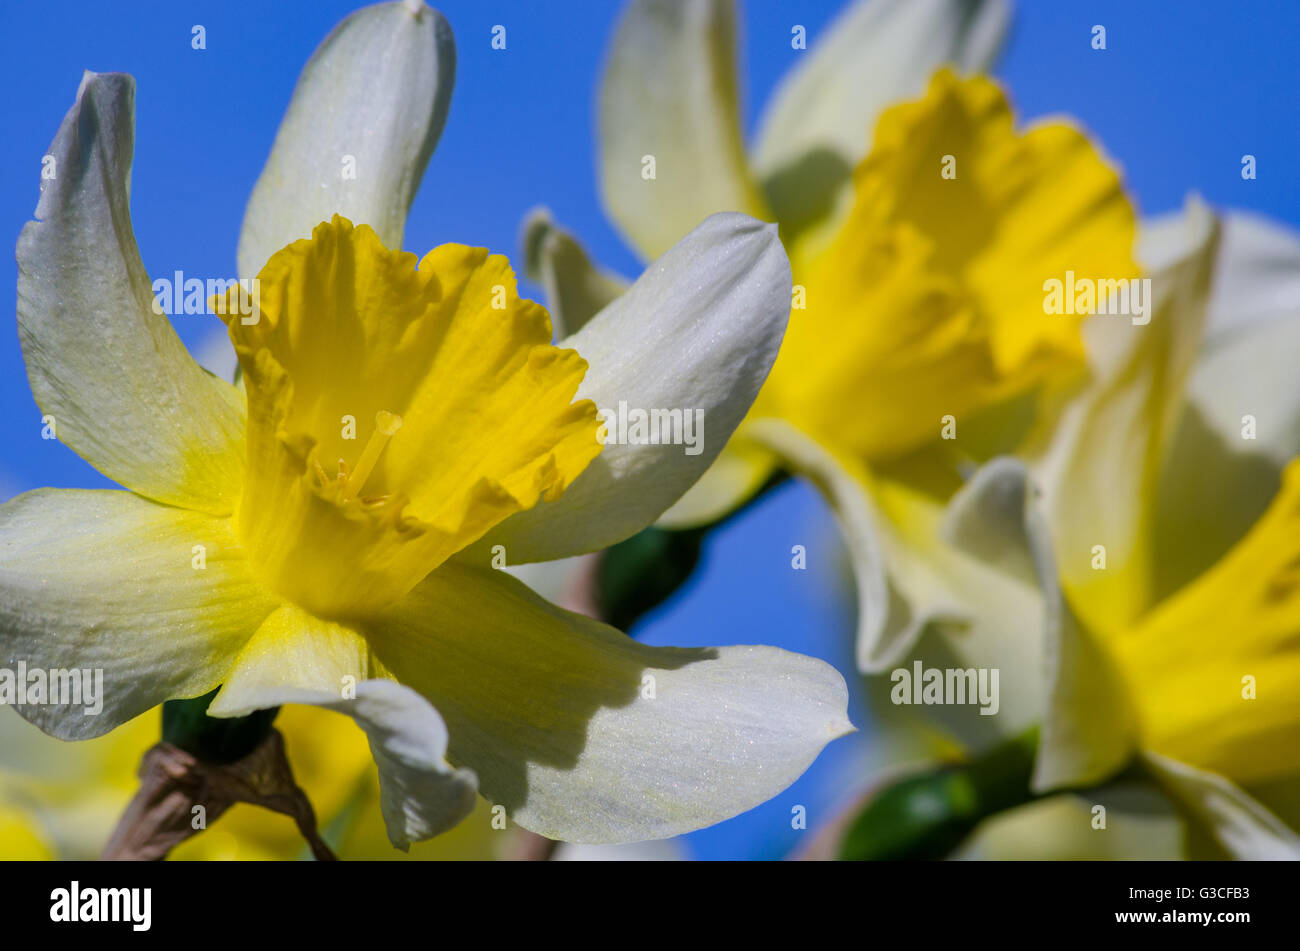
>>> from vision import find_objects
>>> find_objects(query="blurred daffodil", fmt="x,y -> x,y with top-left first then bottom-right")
770,203 -> 1300,861
535,0 -> 1135,672
3,0 -> 853,853
540,0 -> 1300,859
928,202 -> 1300,858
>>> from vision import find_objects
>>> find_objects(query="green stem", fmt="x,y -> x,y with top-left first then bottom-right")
161,688 -> 279,765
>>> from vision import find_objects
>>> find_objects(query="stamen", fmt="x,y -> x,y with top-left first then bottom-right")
312,459 -> 331,488
339,410 -> 403,502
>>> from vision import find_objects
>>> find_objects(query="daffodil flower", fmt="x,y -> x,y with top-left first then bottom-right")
787,201 -> 1300,860
543,0 -> 1300,859
2,0 -> 853,850
536,0 -> 1139,675
919,200 -> 1300,859
769,200 -> 1300,861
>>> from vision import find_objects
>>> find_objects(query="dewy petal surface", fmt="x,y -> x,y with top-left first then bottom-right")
474,213 -> 790,565
237,0 -> 455,280
761,69 -> 1138,464
16,72 -> 246,515
221,216 -> 601,620
364,560 -> 854,843
0,489 -> 277,739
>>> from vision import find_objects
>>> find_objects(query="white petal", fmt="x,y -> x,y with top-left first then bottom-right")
1134,210 -> 1300,600
1184,316 -> 1300,470
752,0 -> 1010,228
942,457 -> 1138,789
474,213 -> 790,564
519,208 -> 628,339
941,456 -> 1038,585
712,436 -> 1038,762
1142,357 -> 1286,608
0,489 -> 275,739
1031,197 -> 1219,632
1204,210 -> 1300,337
1143,752 -> 1300,860
977,461 -> 1140,790
953,782 -> 1186,860
746,422 -> 1045,749
655,432 -> 776,529
365,560 -> 853,844
599,0 -> 769,260
1181,212 -> 1300,467
16,72 -> 246,515
237,0 -> 455,278
212,671 -> 478,851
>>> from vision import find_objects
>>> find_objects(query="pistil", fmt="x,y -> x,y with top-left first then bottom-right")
338,410 -> 403,502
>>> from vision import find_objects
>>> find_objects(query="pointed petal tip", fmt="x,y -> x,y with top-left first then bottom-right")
236,0 -> 456,278
75,69 -> 131,101
522,204 -> 554,226
830,713 -> 859,740
813,662 -> 856,739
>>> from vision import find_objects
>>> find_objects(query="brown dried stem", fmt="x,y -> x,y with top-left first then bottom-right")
102,728 -> 336,861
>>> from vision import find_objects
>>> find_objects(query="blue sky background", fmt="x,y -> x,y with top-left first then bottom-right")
1,0 -> 1297,859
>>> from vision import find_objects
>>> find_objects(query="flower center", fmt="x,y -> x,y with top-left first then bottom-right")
318,410 -> 403,504
217,216 -> 603,620
759,69 -> 1138,463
